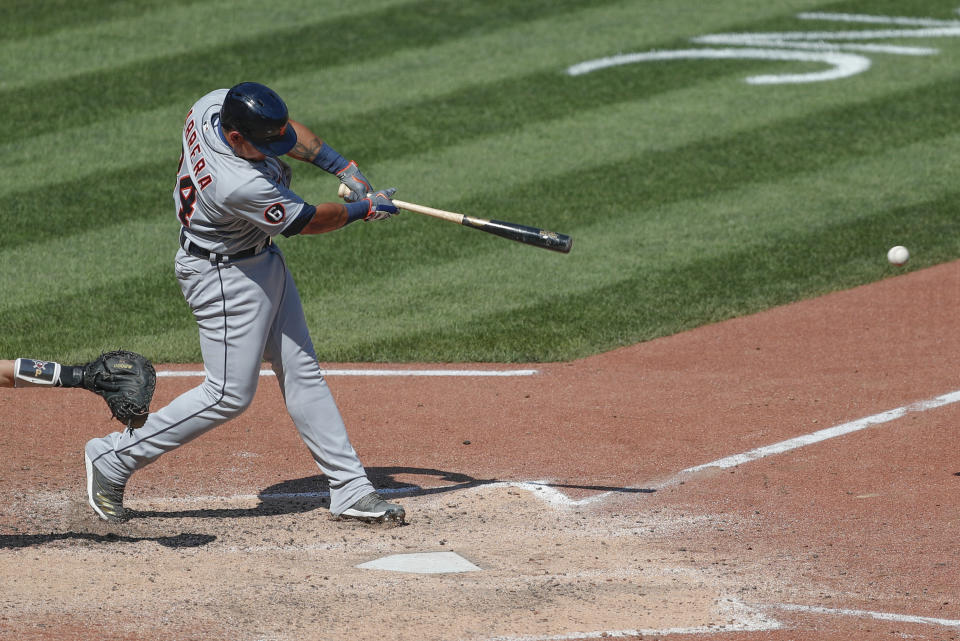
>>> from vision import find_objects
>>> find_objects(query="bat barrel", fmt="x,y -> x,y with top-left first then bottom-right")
464,217 -> 573,254
391,199 -> 573,254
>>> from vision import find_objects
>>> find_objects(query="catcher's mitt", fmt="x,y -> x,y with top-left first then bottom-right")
82,350 -> 157,428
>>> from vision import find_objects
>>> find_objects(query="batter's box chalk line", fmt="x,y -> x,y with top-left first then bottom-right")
660,388 -> 960,484
140,480 -> 609,509
476,388 -> 960,508
763,603 -> 960,629
156,368 -> 540,378
134,388 -> 960,512
477,599 -> 960,641
480,598 -> 780,641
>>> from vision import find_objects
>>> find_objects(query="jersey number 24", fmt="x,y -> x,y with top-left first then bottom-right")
176,174 -> 197,227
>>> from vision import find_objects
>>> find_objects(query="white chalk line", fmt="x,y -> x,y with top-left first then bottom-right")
475,602 -> 960,638
477,597 -> 781,640
674,389 -> 960,478
476,389 -> 960,503
766,603 -> 960,629
127,387 -> 960,639
131,480 -> 606,509
157,368 -> 539,378
136,388 -> 960,511
481,622 -> 774,641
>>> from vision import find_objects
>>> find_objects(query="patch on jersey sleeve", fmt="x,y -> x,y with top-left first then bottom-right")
263,203 -> 287,224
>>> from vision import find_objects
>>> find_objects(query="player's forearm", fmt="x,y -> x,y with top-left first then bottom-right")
298,197 -> 385,235
298,202 -> 351,234
0,360 -> 14,388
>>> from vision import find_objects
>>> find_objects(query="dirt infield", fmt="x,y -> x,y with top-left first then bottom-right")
2,262 -> 960,641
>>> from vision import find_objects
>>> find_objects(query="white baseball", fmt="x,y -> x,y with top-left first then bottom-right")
338,183 -> 351,199
887,245 -> 909,266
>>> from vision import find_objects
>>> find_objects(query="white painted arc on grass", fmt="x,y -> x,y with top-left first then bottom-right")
157,368 -> 539,378
566,10 -> 960,86
565,48 -> 872,85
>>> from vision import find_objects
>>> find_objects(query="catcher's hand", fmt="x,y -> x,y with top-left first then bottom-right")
82,350 -> 157,428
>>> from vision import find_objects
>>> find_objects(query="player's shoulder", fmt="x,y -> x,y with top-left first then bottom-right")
220,170 -> 272,206
196,88 -> 229,107
188,88 -> 228,117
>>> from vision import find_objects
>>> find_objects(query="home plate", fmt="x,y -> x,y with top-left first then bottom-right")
356,551 -> 481,574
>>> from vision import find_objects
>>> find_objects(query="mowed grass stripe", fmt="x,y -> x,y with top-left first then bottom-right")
11,48 -> 958,253
317,194 -> 960,362
1,0 -> 849,149
0,198 -> 929,362
0,0 -> 413,88
288,56 -> 772,164
3,0 -> 942,197
4,66 -> 960,302
276,0 -> 834,126
3,124 -> 959,361
0,0 -> 832,133
0,269 -> 193,363
2,164 -> 171,251
0,0 -> 197,39
1,57 -> 769,252
259,128 -> 960,359
0,0 -> 624,147
6,0 -> 960,361
380,69 -> 960,227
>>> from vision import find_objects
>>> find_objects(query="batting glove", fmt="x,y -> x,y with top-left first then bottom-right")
361,188 -> 399,221
336,161 -> 373,203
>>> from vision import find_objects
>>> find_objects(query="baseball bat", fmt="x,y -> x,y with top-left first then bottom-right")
338,184 -> 573,254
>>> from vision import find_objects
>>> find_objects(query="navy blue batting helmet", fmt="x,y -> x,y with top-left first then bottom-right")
220,82 -> 297,157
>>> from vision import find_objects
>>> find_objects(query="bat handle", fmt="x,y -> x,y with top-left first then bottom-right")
337,185 -> 572,253
338,185 -> 454,220
392,199 -> 464,224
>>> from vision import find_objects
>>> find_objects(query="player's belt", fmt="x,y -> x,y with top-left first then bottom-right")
179,229 -> 272,263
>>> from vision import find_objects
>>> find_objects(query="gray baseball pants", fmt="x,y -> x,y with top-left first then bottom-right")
86,245 -> 375,515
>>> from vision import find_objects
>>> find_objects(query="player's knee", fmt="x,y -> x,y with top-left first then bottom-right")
220,387 -> 256,416
201,379 -> 256,417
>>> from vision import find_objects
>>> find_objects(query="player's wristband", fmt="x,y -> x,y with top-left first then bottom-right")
311,142 -> 349,174
58,365 -> 84,387
344,200 -> 369,224
12,359 -> 82,387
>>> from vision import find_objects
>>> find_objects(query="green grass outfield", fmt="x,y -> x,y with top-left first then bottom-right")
3,0 -> 960,363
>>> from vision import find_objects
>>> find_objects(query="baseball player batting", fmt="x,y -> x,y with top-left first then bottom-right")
83,82 -> 404,524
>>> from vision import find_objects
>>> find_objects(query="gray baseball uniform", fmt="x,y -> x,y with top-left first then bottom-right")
85,89 -> 377,515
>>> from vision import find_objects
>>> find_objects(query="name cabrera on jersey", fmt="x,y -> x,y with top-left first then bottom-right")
175,88 -> 307,255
